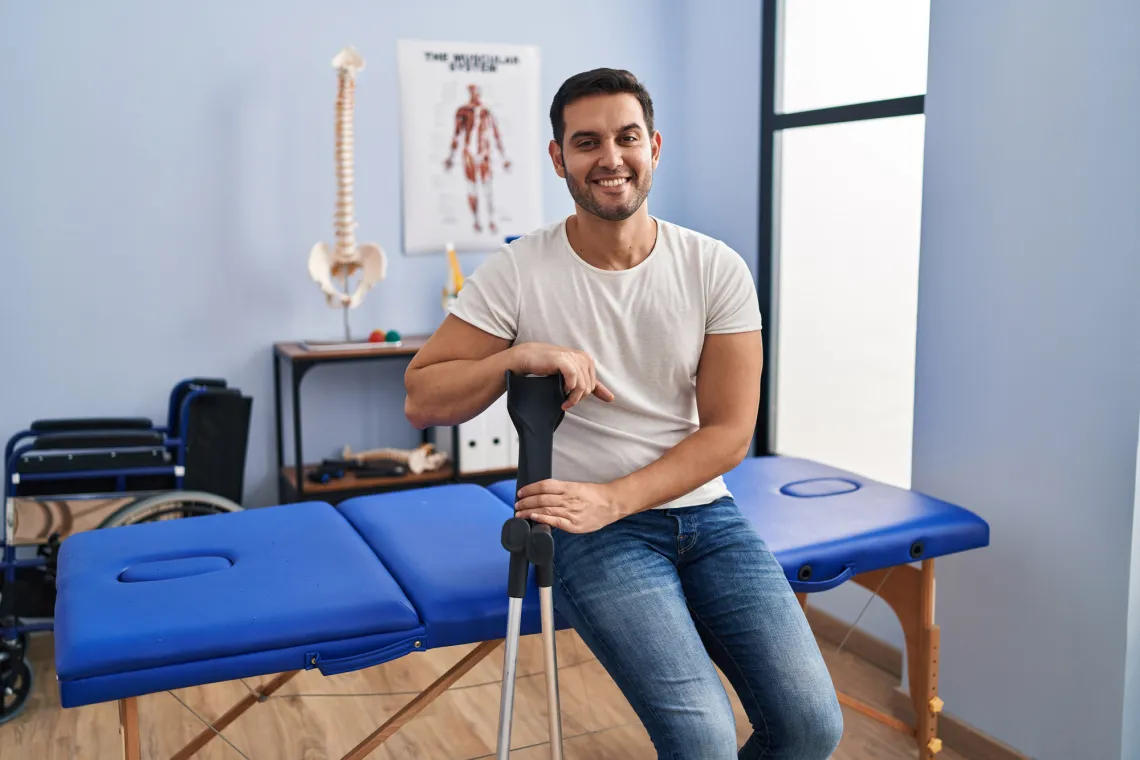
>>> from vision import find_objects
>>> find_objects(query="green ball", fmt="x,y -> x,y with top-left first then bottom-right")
385,329 -> 401,342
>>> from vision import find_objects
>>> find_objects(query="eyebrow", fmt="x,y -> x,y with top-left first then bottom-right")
568,123 -> 643,141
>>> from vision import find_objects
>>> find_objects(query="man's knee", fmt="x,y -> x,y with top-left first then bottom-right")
764,687 -> 844,759
651,693 -> 739,759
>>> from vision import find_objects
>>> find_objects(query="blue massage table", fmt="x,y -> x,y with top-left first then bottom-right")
52,453 -> 988,760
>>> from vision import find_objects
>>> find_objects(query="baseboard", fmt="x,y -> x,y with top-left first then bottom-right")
804,604 -> 1032,760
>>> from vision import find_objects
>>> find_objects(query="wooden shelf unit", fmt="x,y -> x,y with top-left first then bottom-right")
272,336 -> 516,503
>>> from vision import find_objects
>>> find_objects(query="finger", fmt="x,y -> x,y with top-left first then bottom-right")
517,479 -> 566,498
563,362 -> 587,409
593,379 -> 615,402
559,361 -> 582,408
517,508 -> 574,531
515,493 -> 567,511
569,354 -> 593,407
564,388 -> 585,410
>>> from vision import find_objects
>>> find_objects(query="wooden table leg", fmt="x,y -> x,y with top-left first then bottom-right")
851,559 -> 943,758
340,639 -> 503,760
170,670 -> 300,760
119,697 -> 141,760
913,559 -> 942,758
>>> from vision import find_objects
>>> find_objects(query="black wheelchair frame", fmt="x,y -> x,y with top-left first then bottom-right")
0,377 -> 253,724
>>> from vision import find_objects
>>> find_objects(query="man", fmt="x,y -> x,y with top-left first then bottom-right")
404,68 -> 843,759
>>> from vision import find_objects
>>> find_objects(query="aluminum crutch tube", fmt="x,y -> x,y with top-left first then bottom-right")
539,584 -> 563,759
496,594 -> 524,760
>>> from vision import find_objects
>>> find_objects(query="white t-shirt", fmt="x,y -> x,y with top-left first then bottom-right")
451,215 -> 763,509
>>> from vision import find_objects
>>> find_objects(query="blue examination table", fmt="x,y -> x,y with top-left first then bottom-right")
52,452 -> 987,760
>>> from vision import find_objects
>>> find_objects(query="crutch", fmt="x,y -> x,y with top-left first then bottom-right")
496,371 -> 566,760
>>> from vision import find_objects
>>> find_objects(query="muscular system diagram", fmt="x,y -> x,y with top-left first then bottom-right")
444,84 -> 511,234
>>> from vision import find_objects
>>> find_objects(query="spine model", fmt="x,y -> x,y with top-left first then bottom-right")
308,45 -> 387,337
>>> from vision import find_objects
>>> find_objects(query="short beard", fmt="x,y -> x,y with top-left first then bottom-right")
564,163 -> 653,222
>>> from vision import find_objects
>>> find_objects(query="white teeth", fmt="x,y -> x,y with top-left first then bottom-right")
596,177 -> 628,187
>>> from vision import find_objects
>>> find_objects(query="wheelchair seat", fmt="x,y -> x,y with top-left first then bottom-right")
6,379 -> 251,504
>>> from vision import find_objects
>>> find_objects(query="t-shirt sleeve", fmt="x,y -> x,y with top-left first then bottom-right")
706,241 -> 763,334
449,245 -> 520,341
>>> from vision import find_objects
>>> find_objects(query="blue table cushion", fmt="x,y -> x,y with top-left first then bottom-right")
337,483 -> 568,648
487,478 -> 517,507
54,501 -> 422,697
488,455 -> 989,592
726,456 -> 989,589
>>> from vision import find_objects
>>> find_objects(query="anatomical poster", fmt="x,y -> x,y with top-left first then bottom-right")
397,39 -> 544,254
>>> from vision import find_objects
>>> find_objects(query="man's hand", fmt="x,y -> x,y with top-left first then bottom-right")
514,479 -> 626,533
511,342 -> 616,410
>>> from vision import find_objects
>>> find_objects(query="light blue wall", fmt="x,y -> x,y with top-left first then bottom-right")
911,1 -> 1140,758
0,0 -> 714,506
671,0 -> 761,274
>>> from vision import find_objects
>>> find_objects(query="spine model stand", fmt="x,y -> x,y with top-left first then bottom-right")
308,45 -> 387,340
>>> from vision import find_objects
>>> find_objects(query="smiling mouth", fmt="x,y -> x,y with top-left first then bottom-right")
593,176 -> 631,188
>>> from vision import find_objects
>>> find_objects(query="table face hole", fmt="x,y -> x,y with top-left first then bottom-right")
780,478 -> 860,498
118,555 -> 233,583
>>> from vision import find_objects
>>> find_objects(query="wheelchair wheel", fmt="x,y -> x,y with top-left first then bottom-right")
98,490 -> 244,527
0,651 -> 32,726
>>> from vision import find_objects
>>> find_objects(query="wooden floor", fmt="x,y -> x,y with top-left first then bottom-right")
3,623 -> 967,759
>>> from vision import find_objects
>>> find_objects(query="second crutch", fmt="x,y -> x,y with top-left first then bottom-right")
496,370 -> 567,760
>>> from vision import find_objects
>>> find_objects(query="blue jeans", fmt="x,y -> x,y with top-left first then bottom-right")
552,496 -> 844,759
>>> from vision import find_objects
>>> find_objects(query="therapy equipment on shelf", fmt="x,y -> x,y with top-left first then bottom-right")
49,375 -> 988,760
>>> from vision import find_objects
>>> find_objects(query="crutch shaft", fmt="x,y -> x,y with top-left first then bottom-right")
540,585 -> 563,760
496,596 -> 524,760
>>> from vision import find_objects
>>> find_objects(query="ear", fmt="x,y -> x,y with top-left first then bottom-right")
651,130 -> 662,168
548,139 -> 566,178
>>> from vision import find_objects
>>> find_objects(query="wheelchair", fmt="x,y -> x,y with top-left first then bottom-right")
1,377 -> 253,723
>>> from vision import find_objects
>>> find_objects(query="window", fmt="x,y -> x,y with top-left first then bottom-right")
757,1 -> 930,489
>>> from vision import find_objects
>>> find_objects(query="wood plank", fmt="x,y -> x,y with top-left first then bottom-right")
274,335 -> 430,362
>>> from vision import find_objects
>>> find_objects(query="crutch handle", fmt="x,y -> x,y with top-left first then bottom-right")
505,371 -> 565,488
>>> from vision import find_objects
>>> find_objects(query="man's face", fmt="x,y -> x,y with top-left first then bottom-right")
550,93 -> 660,222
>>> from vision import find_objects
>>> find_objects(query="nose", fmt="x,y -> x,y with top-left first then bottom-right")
598,142 -> 624,171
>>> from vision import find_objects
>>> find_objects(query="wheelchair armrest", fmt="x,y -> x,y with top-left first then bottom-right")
30,416 -> 154,433
187,377 -> 227,389
28,429 -> 166,451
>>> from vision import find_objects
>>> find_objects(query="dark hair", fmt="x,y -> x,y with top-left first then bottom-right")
549,68 -> 655,146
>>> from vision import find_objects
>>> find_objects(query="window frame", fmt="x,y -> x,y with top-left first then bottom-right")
754,0 -> 927,455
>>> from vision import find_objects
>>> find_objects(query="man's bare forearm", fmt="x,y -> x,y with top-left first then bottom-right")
405,348 -> 517,429
607,423 -> 752,515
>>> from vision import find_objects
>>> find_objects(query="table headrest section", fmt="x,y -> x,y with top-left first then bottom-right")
54,500 -> 423,706
722,456 -> 990,588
